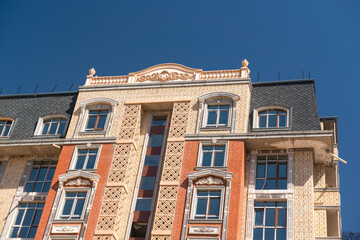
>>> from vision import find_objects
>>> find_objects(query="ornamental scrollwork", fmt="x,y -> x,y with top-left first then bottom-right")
65,177 -> 91,186
136,70 -> 193,82
196,176 -> 223,185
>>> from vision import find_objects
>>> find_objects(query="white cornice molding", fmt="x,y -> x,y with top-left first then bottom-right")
58,170 -> 100,184
188,168 -> 233,181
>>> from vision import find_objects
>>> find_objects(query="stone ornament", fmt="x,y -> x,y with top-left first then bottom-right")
196,176 -> 224,185
65,177 -> 91,186
189,226 -> 220,235
241,59 -> 249,68
136,70 -> 193,82
51,225 -> 81,233
89,68 -> 96,76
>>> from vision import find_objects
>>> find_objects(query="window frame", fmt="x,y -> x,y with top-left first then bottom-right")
252,201 -> 287,240
0,117 -> 15,138
255,154 -> 288,191
24,160 -> 57,193
190,186 -> 225,220
56,189 -> 90,221
253,106 -> 291,130
196,142 -> 229,168
8,202 -> 44,239
34,113 -> 70,137
203,100 -> 232,128
69,145 -> 101,171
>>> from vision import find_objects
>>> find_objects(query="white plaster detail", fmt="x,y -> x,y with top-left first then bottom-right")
51,225 -> 81,234
196,176 -> 223,185
65,177 -> 91,186
189,226 -> 220,235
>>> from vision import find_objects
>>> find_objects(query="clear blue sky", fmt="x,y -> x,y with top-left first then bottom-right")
1,0 -> 359,232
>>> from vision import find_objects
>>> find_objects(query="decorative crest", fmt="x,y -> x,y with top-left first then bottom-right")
65,177 -> 91,186
137,70 -> 193,82
196,176 -> 224,185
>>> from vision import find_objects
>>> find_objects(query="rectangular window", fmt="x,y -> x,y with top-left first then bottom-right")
253,202 -> 287,240
194,190 -> 222,219
86,110 -> 109,131
59,191 -> 87,220
255,155 -> 287,190
25,161 -> 57,192
206,104 -> 230,127
73,148 -> 99,170
135,198 -> 153,211
200,145 -> 226,167
140,176 -> 156,190
10,203 -> 44,238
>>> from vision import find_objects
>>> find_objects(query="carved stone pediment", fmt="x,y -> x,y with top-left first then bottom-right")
65,177 -> 91,187
196,176 -> 224,185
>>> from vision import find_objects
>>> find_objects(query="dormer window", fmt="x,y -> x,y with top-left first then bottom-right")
34,114 -> 69,136
0,119 -> 13,137
253,106 -> 290,129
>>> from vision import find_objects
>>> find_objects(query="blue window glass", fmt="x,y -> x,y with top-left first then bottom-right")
135,198 -> 153,211
60,192 -> 87,219
206,104 -> 230,127
194,190 -> 221,219
149,135 -> 163,147
74,148 -> 98,170
0,120 -> 13,137
140,177 -> 156,190
86,110 -> 109,131
144,155 -> 160,166
25,161 -> 57,192
201,145 -> 226,167
10,203 -> 43,238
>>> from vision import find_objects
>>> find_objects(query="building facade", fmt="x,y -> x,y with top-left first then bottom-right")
0,61 -> 341,240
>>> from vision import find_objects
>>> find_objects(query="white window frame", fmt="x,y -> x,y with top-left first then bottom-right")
55,189 -> 91,220
34,113 -> 70,136
74,97 -> 117,137
253,106 -> 291,130
69,145 -> 101,171
196,141 -> 229,168
190,186 -> 225,220
0,116 -> 15,138
202,100 -> 232,128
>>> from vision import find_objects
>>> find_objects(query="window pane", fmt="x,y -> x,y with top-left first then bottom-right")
58,123 -> 66,134
33,182 -> 43,192
253,228 -> 263,240
215,145 -> 225,151
265,228 -> 275,240
276,228 -> 287,240
29,168 -> 39,181
15,210 -> 25,225
268,115 -> 277,127
219,110 -> 229,125
214,152 -> 225,166
86,155 -> 97,169
46,167 -> 56,181
74,199 -> 85,216
267,163 -> 277,178
62,199 -> 74,215
149,135 -> 163,147
144,155 -> 160,166
86,116 -> 97,129
266,179 -> 276,189
279,115 -> 286,127
4,125 -> 11,136
279,164 -> 287,178
28,227 -> 37,238
208,198 -> 220,217
202,152 -> 212,166
42,182 -> 51,192
32,209 -> 42,225
278,179 -> 287,189
207,105 -> 218,110
255,179 -> 265,190
207,111 -> 217,125
49,123 -> 58,134
42,124 -> 49,134
265,208 -> 275,226
195,198 -> 207,216
37,168 -> 48,181
23,209 -> 35,225
140,177 -> 156,190
259,116 -> 267,128
152,120 -> 166,126
97,115 -> 107,129
75,155 -> 86,169
255,209 -> 264,226
256,164 -> 265,178
278,209 -> 286,226
25,183 -> 34,192
210,190 -> 221,196
277,202 -> 287,208
10,227 -> 19,238
77,192 -> 87,198
135,199 -> 153,211
18,227 -> 29,238
197,191 -> 209,196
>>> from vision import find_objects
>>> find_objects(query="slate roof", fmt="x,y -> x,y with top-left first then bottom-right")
0,92 -> 78,140
249,79 -> 321,131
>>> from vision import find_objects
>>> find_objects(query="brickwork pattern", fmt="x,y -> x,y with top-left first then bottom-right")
314,191 -> 340,206
94,104 -> 142,240
0,156 -> 27,233
314,209 -> 327,237
294,151 -> 315,239
313,163 -> 326,188
151,102 -> 190,239
242,156 -> 251,240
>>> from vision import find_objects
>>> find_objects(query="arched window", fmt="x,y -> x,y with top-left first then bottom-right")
0,117 -> 14,137
34,114 -> 69,136
253,106 -> 290,129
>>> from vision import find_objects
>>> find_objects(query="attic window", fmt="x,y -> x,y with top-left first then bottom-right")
253,107 -> 290,129
0,119 -> 13,137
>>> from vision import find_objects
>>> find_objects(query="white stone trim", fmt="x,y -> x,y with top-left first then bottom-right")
74,97 -> 117,138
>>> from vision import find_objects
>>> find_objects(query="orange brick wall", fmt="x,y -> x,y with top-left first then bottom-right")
35,144 -> 114,239
171,140 -> 245,239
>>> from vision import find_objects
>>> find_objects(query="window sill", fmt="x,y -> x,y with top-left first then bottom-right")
52,219 -> 84,223
314,187 -> 339,192
195,166 -> 228,171
67,169 -> 97,173
252,127 -> 291,132
0,136 -> 10,140
78,130 -> 106,135
188,219 -> 223,224
33,134 -> 64,139
200,127 -> 231,131
253,189 -> 292,194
